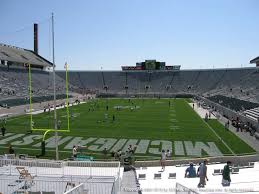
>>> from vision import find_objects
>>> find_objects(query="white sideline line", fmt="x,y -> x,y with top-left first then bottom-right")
187,100 -> 236,155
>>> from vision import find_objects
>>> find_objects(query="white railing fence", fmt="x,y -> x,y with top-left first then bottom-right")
0,177 -> 81,194
0,176 -> 119,194
0,158 -> 121,194
0,159 -> 120,177
63,183 -> 85,194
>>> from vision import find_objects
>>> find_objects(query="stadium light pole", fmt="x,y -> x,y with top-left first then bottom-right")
52,13 -> 59,160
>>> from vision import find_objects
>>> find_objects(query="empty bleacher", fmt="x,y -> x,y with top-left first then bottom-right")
3,64 -> 259,112
0,66 -> 77,107
244,107 -> 259,121
207,95 -> 259,112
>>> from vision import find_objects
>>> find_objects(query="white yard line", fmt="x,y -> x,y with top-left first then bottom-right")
169,105 -> 180,131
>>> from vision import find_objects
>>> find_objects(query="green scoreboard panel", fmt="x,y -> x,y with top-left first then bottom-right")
145,60 -> 157,70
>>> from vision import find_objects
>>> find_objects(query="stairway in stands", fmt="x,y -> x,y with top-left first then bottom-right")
120,169 -> 141,194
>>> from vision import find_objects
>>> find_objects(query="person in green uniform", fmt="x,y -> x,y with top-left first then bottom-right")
222,161 -> 232,186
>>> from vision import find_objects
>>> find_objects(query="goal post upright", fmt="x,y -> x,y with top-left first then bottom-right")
27,60 -> 71,158
26,14 -> 71,160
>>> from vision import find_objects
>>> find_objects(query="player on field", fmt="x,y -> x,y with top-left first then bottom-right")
1,126 -> 6,136
112,115 -> 115,122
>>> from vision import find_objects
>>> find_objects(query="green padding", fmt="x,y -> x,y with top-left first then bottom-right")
76,155 -> 94,161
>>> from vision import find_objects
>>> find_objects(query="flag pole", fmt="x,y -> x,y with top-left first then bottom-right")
51,12 -> 59,160
65,63 -> 70,131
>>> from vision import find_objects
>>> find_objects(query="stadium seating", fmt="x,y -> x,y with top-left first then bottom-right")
153,173 -> 161,179
207,95 -> 259,112
168,172 -> 176,179
2,65 -> 259,112
244,107 -> 259,121
0,66 -> 77,107
56,67 -> 259,101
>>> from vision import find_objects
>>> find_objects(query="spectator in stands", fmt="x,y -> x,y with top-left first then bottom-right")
160,149 -> 166,171
222,161 -> 232,186
198,159 -> 209,188
196,162 -> 201,177
224,120 -> 229,131
236,122 -> 241,132
185,163 -> 196,178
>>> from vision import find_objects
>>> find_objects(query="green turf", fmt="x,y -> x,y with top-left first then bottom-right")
0,98 -> 256,159
207,119 -> 256,155
184,98 -> 193,103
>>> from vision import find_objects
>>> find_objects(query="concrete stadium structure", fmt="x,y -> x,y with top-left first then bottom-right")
1,43 -> 259,193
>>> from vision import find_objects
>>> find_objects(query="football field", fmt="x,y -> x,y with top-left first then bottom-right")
0,98 -> 255,159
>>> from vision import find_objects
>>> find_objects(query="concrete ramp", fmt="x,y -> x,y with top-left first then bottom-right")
120,170 -> 140,194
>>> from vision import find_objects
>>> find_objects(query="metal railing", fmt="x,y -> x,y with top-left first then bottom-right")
0,177 -> 81,194
0,158 -> 121,194
63,183 -> 85,194
0,158 -> 120,178
0,176 -> 119,194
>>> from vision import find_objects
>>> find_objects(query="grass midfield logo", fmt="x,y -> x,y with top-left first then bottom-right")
0,133 -> 223,157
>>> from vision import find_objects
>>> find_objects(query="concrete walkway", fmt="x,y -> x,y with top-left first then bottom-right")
119,170 -> 139,194
189,102 -> 216,119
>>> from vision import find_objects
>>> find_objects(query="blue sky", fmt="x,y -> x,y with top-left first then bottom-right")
0,0 -> 259,70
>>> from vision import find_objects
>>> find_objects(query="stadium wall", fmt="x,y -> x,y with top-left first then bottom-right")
133,154 -> 259,167
97,93 -> 193,98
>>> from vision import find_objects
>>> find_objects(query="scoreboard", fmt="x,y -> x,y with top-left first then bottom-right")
145,60 -> 157,70
121,60 -> 180,71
